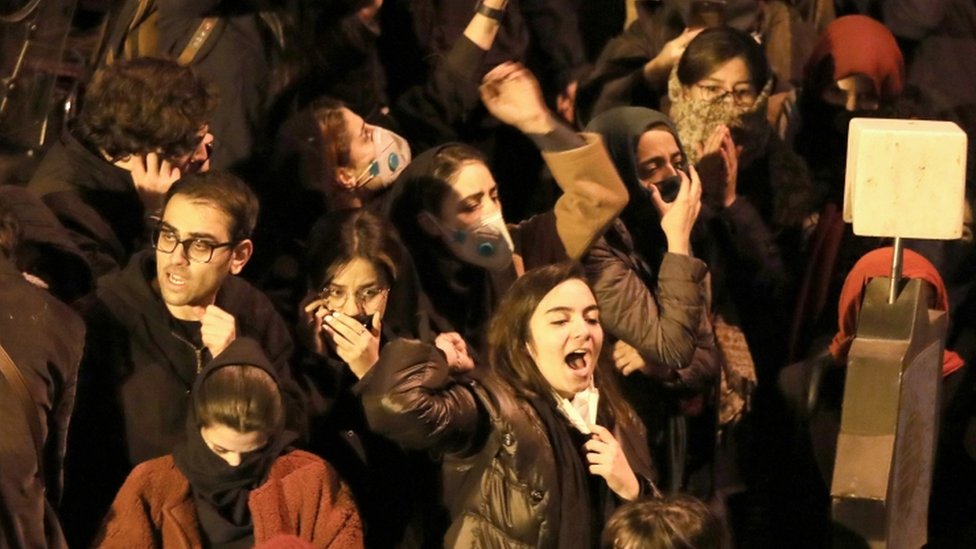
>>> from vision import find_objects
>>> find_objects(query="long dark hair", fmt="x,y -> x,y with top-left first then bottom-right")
487,262 -> 640,430
305,208 -> 422,338
305,208 -> 403,290
390,142 -> 486,242
676,27 -> 770,91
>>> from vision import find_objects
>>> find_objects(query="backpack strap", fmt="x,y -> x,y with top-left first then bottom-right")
176,17 -> 220,66
104,0 -> 153,65
0,341 -> 45,481
105,0 -> 222,67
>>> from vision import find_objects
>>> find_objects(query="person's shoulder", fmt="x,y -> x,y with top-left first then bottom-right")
27,139 -> 77,196
114,456 -> 191,513
269,450 -> 345,493
89,252 -> 158,319
126,456 -> 186,492
218,276 -> 280,316
272,450 -> 330,476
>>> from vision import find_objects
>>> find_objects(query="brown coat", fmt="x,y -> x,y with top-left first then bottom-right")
94,450 -> 363,549
0,255 -> 85,549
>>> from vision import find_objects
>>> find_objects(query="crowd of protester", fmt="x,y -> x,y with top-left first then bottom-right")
1,0 -> 975,547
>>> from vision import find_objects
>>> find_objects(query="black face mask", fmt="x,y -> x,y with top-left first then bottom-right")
655,174 -> 682,203
351,313 -> 373,328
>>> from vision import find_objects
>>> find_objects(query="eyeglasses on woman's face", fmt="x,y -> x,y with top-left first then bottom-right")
317,285 -> 389,311
693,83 -> 757,107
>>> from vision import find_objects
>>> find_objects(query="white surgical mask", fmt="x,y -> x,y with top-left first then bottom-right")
354,127 -> 412,191
429,211 -> 514,272
554,381 -> 600,435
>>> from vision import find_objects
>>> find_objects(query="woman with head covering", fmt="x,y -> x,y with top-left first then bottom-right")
796,14 -> 906,204
360,262 -> 657,548
780,247 -> 965,479
582,106 -> 717,494
776,246 -> 967,544
785,16 -> 912,362
669,26 -> 820,237
388,62 -> 627,356
93,338 -> 363,548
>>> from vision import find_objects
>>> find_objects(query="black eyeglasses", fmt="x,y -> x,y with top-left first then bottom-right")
694,83 -> 758,107
317,285 -> 389,310
152,227 -> 235,263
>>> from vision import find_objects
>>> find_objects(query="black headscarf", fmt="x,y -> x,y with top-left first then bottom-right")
585,106 -> 687,266
173,338 -> 299,549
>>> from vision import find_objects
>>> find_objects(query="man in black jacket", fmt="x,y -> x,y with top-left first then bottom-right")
61,171 -> 303,547
27,58 -> 215,277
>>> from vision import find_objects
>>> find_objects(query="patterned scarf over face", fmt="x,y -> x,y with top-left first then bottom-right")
667,67 -> 774,168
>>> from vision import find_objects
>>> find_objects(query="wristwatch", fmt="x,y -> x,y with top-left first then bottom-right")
474,0 -> 506,22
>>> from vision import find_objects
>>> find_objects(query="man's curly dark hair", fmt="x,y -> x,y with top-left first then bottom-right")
76,58 -> 217,162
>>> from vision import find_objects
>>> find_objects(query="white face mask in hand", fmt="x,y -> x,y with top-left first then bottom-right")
428,211 -> 515,272
554,381 -> 600,435
354,127 -> 412,191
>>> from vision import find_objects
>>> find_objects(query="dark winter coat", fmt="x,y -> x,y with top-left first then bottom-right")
0,255 -> 85,549
60,249 -> 301,548
360,339 -> 655,548
27,129 -> 146,277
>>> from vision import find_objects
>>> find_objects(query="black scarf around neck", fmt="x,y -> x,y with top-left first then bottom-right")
171,338 -> 299,548
173,418 -> 298,548
528,396 -> 609,548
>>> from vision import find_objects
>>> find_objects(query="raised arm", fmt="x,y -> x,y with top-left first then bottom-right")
393,0 -> 509,149
480,62 -> 628,260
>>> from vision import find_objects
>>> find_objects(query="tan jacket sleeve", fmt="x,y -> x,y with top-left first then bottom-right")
542,132 -> 629,260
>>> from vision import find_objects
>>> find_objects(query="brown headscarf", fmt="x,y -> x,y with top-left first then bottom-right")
805,15 -> 905,101
828,247 -> 965,377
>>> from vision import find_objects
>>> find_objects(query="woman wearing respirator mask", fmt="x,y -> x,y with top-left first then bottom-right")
388,62 -> 628,357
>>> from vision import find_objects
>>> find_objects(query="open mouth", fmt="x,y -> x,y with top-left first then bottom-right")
167,272 -> 187,287
565,349 -> 589,371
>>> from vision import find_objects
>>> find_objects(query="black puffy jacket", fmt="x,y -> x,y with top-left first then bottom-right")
360,339 -> 655,548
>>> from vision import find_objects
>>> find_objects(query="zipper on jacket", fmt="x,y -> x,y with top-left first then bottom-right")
170,329 -> 206,374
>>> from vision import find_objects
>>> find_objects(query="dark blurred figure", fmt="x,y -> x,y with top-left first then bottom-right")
379,0 -> 588,221
0,186 -> 92,304
99,0 -> 299,171
0,196 -> 85,549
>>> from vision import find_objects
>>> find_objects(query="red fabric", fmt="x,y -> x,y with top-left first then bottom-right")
788,202 -> 846,362
829,247 -> 965,377
805,15 -> 905,101
93,451 -> 364,549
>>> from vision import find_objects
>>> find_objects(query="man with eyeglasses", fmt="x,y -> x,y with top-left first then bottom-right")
60,171 -> 304,548
28,58 -> 216,278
